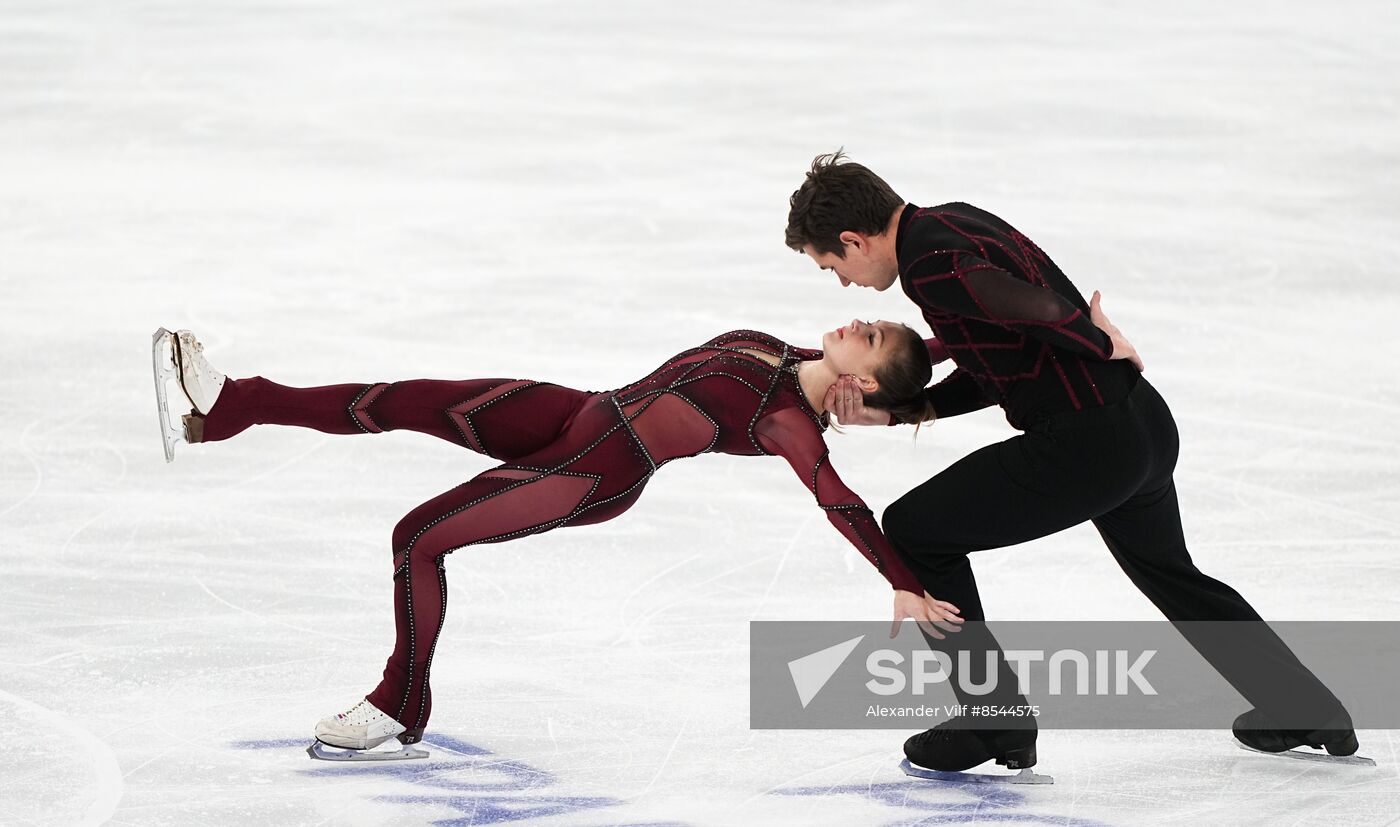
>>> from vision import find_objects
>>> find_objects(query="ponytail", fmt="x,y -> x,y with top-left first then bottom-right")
885,395 -> 938,427
861,324 -> 938,436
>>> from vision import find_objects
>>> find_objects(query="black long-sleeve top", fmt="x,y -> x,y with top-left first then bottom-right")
896,202 -> 1138,430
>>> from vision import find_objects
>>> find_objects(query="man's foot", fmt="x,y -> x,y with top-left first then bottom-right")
1232,707 -> 1359,756
903,717 -> 1038,773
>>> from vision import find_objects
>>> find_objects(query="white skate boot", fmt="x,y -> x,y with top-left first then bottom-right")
308,699 -> 428,762
151,327 -> 224,462
172,329 -> 225,415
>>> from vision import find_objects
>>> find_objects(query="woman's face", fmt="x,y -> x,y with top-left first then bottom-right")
821,319 -> 901,384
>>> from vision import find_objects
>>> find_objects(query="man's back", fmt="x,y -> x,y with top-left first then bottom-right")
895,202 -> 1137,429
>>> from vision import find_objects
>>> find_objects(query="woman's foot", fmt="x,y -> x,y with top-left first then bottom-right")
172,329 -> 225,416
152,327 -> 211,462
314,698 -> 417,750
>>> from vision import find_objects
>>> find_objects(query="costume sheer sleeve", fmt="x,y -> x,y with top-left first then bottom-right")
906,251 -> 1113,360
755,408 -> 924,593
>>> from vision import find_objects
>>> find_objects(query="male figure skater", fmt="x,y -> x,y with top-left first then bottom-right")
784,151 -> 1359,774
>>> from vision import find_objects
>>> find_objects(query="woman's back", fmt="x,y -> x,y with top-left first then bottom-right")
608,330 -> 826,464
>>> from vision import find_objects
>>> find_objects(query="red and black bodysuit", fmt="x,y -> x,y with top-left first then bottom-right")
198,329 -> 923,735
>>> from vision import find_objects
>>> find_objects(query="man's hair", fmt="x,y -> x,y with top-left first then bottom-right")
786,149 -> 904,258
865,324 -> 937,427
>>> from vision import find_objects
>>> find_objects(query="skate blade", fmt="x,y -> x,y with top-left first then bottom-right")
1236,742 -> 1377,767
151,327 -> 187,463
307,739 -> 430,762
900,758 -> 1053,785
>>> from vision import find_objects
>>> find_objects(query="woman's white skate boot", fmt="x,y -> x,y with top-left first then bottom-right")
308,699 -> 428,762
172,329 -> 225,415
151,327 -> 225,462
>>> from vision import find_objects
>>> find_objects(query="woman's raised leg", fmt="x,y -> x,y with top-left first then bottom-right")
198,376 -> 591,461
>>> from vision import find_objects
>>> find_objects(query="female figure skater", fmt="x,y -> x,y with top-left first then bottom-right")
151,321 -> 963,759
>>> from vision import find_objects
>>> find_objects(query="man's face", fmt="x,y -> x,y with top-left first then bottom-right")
802,234 -> 899,291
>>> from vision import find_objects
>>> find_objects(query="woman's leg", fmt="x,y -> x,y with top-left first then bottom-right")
362,462 -> 648,736
198,376 -> 590,461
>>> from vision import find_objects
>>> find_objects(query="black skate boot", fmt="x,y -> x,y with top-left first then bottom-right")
903,717 -> 1038,773
1232,707 -> 1358,756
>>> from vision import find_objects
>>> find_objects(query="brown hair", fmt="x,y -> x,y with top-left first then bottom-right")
865,324 -> 938,427
786,149 -> 904,258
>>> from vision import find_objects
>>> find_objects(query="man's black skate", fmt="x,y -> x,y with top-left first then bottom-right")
1232,707 -> 1358,755
903,718 -> 1038,773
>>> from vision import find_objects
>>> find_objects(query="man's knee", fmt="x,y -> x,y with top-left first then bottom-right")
881,496 -> 922,547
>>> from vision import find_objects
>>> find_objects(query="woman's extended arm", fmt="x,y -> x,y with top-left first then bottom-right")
754,408 -> 962,631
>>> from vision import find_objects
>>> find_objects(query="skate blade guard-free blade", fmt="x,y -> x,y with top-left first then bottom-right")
1236,742 -> 1377,767
151,327 -> 186,463
307,740 -> 429,762
900,758 -> 1053,785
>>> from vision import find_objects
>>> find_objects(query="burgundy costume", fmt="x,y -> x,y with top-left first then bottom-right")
199,330 -> 923,734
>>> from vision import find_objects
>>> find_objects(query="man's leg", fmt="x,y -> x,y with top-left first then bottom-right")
1093,478 -> 1349,732
883,426 -> 1147,769
884,424 -> 1147,620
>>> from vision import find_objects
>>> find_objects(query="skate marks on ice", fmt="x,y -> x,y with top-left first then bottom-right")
1235,741 -> 1379,767
899,758 -> 1053,785
772,769 -> 1108,827
0,686 -> 124,827
230,734 -> 688,826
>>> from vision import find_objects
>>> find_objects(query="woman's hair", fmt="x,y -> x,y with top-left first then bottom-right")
864,324 -> 938,427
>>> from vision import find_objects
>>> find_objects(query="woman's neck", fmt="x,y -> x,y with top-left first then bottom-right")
795,359 -> 839,413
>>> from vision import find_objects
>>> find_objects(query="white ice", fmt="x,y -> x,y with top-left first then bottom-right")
2,1 -> 1399,825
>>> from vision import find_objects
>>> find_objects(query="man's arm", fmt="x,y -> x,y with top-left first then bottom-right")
922,369 -> 995,419
925,337 -> 951,365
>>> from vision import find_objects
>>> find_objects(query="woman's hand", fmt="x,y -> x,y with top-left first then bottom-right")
891,589 -> 964,639
823,375 -> 893,426
1090,290 -> 1145,372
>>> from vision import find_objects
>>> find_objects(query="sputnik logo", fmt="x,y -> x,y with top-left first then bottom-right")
787,635 -> 865,708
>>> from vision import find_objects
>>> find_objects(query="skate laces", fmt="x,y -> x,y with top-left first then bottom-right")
186,340 -> 209,365
337,699 -> 389,726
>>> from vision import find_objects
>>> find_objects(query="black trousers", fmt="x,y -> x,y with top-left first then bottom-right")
882,376 -> 1346,728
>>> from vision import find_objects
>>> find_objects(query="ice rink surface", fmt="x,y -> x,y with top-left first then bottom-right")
3,0 -> 1399,824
